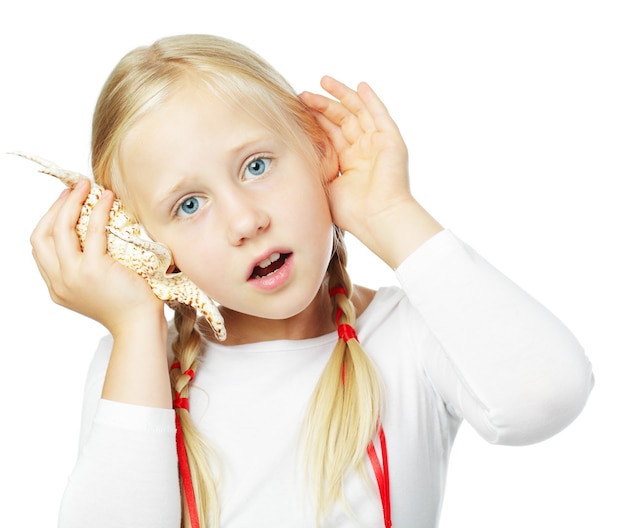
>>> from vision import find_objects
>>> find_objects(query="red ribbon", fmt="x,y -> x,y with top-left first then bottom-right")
175,413 -> 200,528
368,428 -> 392,528
329,286 -> 347,297
171,362 -> 201,528
330,287 -> 347,326
338,323 -> 359,342
170,362 -> 195,381
173,393 -> 189,411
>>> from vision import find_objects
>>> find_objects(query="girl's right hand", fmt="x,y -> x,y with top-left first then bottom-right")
30,179 -> 165,336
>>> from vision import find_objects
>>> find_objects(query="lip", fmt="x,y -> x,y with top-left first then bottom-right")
247,250 -> 294,291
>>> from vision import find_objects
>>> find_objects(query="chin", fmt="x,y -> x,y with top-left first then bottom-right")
250,285 -> 325,321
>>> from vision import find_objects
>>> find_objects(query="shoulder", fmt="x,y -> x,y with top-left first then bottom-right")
352,284 -> 377,318
354,283 -> 410,333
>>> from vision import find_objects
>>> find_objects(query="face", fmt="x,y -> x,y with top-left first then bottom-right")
118,82 -> 335,322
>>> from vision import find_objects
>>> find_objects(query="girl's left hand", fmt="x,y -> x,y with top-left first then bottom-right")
300,77 -> 442,268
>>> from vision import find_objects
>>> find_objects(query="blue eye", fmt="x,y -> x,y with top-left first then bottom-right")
175,196 -> 206,217
244,157 -> 271,179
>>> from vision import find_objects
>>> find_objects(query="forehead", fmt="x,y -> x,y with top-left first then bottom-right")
122,77 -> 302,150
119,77 -> 316,168
119,85 -> 275,179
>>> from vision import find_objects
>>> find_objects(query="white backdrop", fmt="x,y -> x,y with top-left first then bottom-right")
1,1 -> 623,526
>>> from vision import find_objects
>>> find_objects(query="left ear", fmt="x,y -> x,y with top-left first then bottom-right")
318,136 -> 339,185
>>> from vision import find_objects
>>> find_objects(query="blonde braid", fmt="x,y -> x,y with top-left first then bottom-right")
171,304 -> 220,528
304,228 -> 382,521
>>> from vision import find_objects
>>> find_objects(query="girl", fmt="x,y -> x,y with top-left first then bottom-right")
31,34 -> 593,528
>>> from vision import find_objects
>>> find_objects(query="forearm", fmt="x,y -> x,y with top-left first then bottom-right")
59,336 -> 180,527
102,314 -> 172,409
59,399 -> 180,528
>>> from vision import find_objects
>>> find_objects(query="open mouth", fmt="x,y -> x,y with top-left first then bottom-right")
250,252 -> 292,279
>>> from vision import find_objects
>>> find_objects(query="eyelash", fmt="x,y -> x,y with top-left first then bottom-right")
242,154 -> 272,180
173,195 -> 208,218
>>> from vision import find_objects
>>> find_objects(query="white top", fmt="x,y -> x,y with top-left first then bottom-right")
58,230 -> 594,528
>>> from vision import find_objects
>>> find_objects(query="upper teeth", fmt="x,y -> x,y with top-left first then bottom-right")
258,252 -> 281,269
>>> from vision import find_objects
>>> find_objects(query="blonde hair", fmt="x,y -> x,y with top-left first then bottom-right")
91,34 -> 382,527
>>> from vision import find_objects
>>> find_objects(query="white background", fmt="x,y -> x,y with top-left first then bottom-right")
1,1 -> 623,526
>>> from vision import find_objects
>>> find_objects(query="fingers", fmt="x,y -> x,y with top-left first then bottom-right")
300,76 -> 401,148
83,188 -> 115,257
299,95 -> 351,154
31,181 -> 88,267
300,83 -> 371,146
50,179 -> 92,259
30,180 -> 116,304
319,76 -> 378,134
31,181 -> 86,303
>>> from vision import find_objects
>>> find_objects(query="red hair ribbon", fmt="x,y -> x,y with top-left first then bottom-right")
338,323 -> 359,342
368,427 -> 392,528
174,413 -> 200,528
173,392 -> 189,411
329,286 -> 347,297
170,362 -> 201,528
169,362 -> 195,381
330,287 -> 347,326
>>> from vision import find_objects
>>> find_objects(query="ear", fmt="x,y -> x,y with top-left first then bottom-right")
318,135 -> 339,185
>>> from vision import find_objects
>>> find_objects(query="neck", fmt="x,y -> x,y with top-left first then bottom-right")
211,287 -> 336,346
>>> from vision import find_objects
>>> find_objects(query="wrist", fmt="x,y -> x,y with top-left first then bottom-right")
360,197 -> 444,269
107,301 -> 168,340
103,310 -> 172,409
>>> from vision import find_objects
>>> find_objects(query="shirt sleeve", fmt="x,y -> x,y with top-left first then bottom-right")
58,338 -> 181,528
395,229 -> 594,446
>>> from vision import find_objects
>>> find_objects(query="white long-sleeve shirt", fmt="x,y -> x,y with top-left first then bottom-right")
58,230 -> 594,527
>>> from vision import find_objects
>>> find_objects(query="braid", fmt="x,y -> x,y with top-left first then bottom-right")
170,304 -> 220,528
304,228 -> 383,521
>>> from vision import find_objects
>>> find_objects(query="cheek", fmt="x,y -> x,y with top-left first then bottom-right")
303,194 -> 335,265
148,225 -> 215,279
168,244 -> 229,302
169,235 -> 216,271
287,188 -> 332,243
312,188 -> 334,232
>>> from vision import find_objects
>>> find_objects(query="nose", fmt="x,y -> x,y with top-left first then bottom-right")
224,188 -> 270,246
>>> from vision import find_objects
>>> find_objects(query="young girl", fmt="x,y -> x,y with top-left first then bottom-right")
31,34 -> 593,528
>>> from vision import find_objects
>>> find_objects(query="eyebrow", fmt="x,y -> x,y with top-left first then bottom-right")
154,179 -> 196,210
